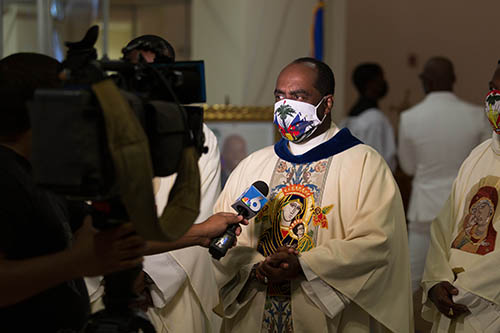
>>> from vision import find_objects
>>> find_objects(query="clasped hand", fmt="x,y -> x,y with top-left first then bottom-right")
255,246 -> 303,284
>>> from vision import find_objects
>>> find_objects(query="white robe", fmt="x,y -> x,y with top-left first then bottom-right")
213,125 -> 413,333
421,132 -> 500,332
342,108 -> 397,172
86,124 -> 222,333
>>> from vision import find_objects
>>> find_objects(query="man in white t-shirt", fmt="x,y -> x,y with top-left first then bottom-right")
398,56 -> 490,329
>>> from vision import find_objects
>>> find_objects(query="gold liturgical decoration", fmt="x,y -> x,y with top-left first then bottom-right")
203,104 -> 273,122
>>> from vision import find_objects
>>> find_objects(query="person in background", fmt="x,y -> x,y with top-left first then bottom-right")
86,35 -> 227,332
221,134 -> 248,187
343,63 -> 397,171
398,56 -> 491,331
420,59 -> 500,332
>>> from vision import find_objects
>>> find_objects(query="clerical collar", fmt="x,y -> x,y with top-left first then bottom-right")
492,132 -> 500,156
274,126 -> 363,164
288,129 -> 335,155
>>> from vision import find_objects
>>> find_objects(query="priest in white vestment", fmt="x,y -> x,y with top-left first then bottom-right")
213,58 -> 413,333
421,70 -> 500,332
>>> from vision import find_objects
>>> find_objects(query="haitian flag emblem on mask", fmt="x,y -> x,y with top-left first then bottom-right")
273,98 -> 325,143
485,90 -> 500,135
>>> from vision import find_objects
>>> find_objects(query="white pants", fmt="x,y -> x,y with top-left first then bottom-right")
409,221 -> 432,293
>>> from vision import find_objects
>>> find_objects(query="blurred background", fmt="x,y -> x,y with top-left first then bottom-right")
2,0 -> 500,125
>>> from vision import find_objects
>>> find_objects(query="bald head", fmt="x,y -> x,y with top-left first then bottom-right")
420,57 -> 455,94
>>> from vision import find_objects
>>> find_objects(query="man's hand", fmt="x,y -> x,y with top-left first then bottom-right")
71,217 -> 147,277
256,246 -> 302,284
195,212 -> 248,247
428,281 -> 469,319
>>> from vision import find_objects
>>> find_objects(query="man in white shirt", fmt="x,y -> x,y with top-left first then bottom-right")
398,56 -> 490,326
343,63 -> 397,171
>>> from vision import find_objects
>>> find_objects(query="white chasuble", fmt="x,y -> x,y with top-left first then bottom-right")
213,126 -> 413,333
422,133 -> 500,332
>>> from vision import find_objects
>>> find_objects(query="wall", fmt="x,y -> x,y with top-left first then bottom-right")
192,0 -> 320,105
2,4 -> 38,57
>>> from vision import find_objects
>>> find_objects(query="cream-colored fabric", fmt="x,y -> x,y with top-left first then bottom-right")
299,257 -> 350,319
421,134 -> 500,332
213,127 -> 413,333
147,280 -> 214,333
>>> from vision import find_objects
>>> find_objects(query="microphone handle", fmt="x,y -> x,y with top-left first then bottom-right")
225,223 -> 239,233
209,222 -> 239,260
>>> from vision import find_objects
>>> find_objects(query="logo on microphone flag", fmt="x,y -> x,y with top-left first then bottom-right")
236,186 -> 269,214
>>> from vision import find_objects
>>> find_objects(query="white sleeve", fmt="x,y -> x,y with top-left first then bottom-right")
397,114 -> 416,175
357,113 -> 397,172
298,257 -> 350,319
452,284 -> 500,332
144,124 -> 221,306
84,276 -> 104,303
195,124 -> 222,222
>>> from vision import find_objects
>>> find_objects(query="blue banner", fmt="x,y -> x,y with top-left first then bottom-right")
311,1 -> 324,61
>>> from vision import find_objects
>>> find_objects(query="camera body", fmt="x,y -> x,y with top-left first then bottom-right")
29,26 -> 206,201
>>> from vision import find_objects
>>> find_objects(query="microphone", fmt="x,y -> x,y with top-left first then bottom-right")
209,181 -> 269,260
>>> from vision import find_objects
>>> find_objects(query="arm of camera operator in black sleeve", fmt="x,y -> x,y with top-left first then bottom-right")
0,215 -> 146,307
144,212 -> 248,255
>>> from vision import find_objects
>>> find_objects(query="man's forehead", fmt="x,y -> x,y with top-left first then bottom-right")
276,63 -> 318,89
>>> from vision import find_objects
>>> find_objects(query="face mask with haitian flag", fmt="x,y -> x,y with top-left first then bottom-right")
485,90 -> 500,135
273,98 -> 326,143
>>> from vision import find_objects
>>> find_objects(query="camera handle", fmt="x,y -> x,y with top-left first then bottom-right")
84,199 -> 155,333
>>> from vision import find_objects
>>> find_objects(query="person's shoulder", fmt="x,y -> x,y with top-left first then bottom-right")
241,145 -> 276,164
358,108 -> 384,119
468,137 -> 492,157
345,109 -> 386,132
338,140 -> 385,163
400,99 -> 427,120
361,108 -> 392,126
202,123 -> 218,146
453,96 -> 481,110
454,138 -> 493,183
335,143 -> 393,180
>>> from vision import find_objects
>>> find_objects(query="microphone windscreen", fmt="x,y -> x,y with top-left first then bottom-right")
252,180 -> 269,197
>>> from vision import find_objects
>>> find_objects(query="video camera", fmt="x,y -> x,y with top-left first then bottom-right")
28,26 -> 208,332
29,25 -> 206,200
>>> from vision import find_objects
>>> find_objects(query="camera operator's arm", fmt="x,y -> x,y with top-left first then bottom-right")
0,217 -> 146,307
144,212 -> 248,255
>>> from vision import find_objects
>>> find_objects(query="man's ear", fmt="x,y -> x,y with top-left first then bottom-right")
324,94 -> 334,116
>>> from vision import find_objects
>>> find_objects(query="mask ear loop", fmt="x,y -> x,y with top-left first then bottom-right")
316,96 -> 328,122
294,96 -> 328,143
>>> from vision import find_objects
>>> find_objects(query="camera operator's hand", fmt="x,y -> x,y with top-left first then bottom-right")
428,281 -> 469,319
70,216 -> 146,277
195,212 -> 249,247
